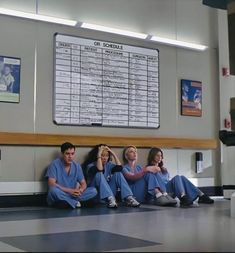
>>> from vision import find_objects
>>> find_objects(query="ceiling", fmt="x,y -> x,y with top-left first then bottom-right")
202,0 -> 234,10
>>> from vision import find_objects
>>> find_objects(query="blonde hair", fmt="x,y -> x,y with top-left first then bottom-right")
122,145 -> 137,163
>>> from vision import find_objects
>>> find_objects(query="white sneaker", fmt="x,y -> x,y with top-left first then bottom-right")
107,196 -> 118,208
76,201 -> 81,208
125,196 -> 140,207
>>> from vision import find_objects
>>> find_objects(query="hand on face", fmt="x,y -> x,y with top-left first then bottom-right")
98,145 -> 105,156
101,149 -> 109,164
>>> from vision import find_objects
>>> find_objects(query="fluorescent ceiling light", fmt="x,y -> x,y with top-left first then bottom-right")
0,7 -> 77,26
0,8 -> 208,51
81,22 -> 148,39
150,35 -> 207,51
81,23 -> 207,51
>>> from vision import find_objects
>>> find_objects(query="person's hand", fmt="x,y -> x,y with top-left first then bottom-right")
104,146 -> 113,154
98,145 -> 105,157
154,166 -> 161,173
69,188 -> 82,197
146,165 -> 161,173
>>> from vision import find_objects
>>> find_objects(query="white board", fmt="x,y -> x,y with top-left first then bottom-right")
53,33 -> 160,128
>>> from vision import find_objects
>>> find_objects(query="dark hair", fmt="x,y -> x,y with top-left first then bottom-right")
147,147 -> 164,168
82,144 -> 111,171
61,142 -> 76,153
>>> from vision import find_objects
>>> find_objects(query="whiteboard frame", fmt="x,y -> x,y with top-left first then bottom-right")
53,33 -> 160,129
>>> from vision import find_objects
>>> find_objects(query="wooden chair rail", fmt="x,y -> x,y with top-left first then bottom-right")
0,132 -> 218,149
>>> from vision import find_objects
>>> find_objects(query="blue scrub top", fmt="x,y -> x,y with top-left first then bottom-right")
122,164 -> 143,174
123,164 -> 170,185
45,158 -> 84,188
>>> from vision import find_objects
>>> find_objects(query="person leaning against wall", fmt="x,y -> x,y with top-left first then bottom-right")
45,142 -> 98,209
82,144 -> 140,208
122,145 -> 177,206
147,147 -> 214,208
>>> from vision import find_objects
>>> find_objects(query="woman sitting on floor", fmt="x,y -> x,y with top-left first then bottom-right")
122,145 -> 177,206
82,144 -> 140,208
147,147 -> 214,207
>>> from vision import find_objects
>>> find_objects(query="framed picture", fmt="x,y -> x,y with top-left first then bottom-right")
181,79 -> 202,117
0,55 -> 21,103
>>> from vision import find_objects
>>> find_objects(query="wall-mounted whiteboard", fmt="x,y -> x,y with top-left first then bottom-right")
53,33 -> 159,128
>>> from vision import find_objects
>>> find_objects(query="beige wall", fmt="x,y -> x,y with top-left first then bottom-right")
0,0 -> 220,194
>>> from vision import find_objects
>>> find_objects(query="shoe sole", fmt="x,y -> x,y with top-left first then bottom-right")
155,201 -> 177,206
126,203 -> 141,207
180,203 -> 193,208
166,202 -> 177,207
198,201 -> 214,204
107,205 -> 118,208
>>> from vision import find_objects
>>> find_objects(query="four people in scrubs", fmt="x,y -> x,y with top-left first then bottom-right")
45,142 -> 214,209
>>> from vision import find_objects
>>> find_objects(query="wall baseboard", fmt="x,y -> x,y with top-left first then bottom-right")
0,194 -> 47,208
199,186 -> 223,196
0,186 -> 223,208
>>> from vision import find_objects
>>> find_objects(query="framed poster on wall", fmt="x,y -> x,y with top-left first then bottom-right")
0,55 -> 21,103
181,79 -> 202,117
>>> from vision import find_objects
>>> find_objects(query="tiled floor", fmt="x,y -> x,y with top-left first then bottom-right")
0,197 -> 234,252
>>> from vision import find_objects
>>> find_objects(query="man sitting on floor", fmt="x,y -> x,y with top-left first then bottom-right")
45,142 -> 97,208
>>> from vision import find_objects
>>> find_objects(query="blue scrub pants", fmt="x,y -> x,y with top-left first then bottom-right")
166,175 -> 200,202
127,172 -> 165,203
89,172 -> 114,200
108,172 -> 133,200
47,185 -> 97,209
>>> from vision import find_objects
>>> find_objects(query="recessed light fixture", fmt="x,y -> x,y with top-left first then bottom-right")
0,8 -> 208,51
150,35 -> 208,51
80,22 -> 148,39
0,7 -> 77,26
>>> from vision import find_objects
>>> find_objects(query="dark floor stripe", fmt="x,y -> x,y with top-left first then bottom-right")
0,205 -> 158,221
0,230 -> 160,252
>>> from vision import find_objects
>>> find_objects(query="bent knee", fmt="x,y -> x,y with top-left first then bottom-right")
48,186 -> 63,196
89,187 -> 98,196
95,171 -> 104,179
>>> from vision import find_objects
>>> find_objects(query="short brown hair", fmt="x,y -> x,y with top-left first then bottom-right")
61,142 -> 75,153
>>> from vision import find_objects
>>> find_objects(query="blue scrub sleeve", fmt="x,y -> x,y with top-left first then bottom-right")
45,164 -> 57,179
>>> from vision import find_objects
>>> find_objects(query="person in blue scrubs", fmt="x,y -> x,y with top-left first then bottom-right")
147,147 -> 214,207
122,146 -> 177,206
45,142 -> 98,209
82,144 -> 140,208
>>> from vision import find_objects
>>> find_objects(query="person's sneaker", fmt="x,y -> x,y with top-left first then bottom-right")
198,194 -> 214,204
125,196 -> 140,207
165,194 -> 177,206
180,195 -> 193,207
107,196 -> 118,208
154,195 -> 172,206
76,201 -> 81,208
